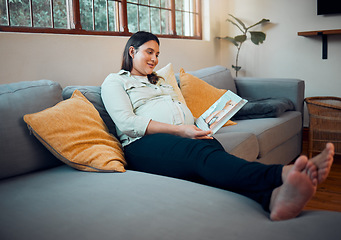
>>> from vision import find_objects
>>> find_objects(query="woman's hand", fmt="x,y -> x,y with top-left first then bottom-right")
177,125 -> 213,139
145,120 -> 213,139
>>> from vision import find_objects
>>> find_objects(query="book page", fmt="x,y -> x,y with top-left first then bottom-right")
195,91 -> 248,134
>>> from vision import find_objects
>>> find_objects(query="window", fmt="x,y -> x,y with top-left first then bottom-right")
0,0 -> 201,39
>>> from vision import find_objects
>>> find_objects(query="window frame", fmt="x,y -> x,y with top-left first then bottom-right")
0,0 -> 202,39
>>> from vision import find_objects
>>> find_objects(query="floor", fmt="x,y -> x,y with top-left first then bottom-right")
301,128 -> 341,212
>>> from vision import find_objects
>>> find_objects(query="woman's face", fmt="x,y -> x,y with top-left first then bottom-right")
130,40 -> 159,76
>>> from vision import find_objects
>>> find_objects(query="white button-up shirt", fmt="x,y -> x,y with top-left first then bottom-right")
101,70 -> 194,147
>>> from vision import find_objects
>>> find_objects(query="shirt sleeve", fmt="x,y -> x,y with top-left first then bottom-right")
101,73 -> 152,138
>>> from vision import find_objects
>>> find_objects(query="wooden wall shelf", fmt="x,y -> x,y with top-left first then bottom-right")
298,29 -> 341,36
297,29 -> 341,59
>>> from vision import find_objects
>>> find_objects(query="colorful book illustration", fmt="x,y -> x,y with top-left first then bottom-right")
195,90 -> 248,135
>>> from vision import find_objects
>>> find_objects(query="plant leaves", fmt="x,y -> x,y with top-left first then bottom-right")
234,34 -> 247,43
228,14 -> 247,31
221,36 -> 239,46
226,19 -> 244,33
258,18 -> 270,24
247,18 -> 270,30
250,31 -> 266,45
232,65 -> 242,71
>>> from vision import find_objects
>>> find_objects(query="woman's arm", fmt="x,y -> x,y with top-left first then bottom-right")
146,120 -> 213,140
101,74 -> 152,138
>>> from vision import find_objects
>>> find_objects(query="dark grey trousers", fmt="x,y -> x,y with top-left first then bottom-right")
124,133 -> 283,211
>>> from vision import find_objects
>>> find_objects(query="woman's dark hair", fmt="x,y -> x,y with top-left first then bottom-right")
121,31 -> 161,84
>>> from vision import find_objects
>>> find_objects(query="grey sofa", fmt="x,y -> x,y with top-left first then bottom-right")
177,66 -> 305,165
1,65 -> 340,240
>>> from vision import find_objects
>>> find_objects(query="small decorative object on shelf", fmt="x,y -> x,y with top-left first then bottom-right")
305,96 -> 341,158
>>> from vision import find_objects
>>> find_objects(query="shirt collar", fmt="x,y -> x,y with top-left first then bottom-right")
118,69 -> 130,76
119,69 -> 150,84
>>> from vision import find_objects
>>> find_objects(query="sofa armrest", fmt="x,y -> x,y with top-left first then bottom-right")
235,77 -> 305,114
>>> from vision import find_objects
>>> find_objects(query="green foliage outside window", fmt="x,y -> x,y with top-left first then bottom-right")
1,0 -> 68,28
0,0 -> 200,38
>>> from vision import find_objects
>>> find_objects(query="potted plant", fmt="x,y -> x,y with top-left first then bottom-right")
218,14 -> 270,77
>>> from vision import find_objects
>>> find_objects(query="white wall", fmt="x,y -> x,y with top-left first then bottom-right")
0,0 -> 226,88
220,0 -> 341,126
1,0 -> 340,125
222,0 -> 341,99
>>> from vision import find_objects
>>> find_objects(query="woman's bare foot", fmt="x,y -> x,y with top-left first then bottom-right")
269,156 -> 317,221
310,143 -> 334,184
281,143 -> 334,183
269,143 -> 334,221
270,143 -> 334,221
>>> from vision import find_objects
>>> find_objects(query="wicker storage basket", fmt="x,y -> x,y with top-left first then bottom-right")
305,96 -> 341,158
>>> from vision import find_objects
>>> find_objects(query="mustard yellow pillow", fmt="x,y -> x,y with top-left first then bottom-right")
179,68 -> 236,127
23,90 -> 126,172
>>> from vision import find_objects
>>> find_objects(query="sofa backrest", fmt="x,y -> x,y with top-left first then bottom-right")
175,65 -> 237,93
0,80 -> 63,180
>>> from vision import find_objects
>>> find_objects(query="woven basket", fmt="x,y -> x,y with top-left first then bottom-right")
305,96 -> 341,158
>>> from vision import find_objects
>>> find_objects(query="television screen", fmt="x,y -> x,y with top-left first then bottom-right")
317,0 -> 341,15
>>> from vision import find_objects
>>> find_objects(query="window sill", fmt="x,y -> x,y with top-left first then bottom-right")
0,26 -> 201,40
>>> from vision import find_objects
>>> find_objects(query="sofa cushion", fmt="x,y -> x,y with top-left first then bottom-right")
23,90 -> 126,172
156,63 -> 187,104
62,85 -> 119,138
233,97 -> 295,120
0,80 -> 63,180
218,111 -> 302,158
214,132 -> 259,161
259,134 -> 302,165
179,68 -> 236,127
1,165 -> 341,240
176,65 -> 237,93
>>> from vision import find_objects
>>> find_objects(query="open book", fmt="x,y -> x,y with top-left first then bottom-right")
195,90 -> 248,135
